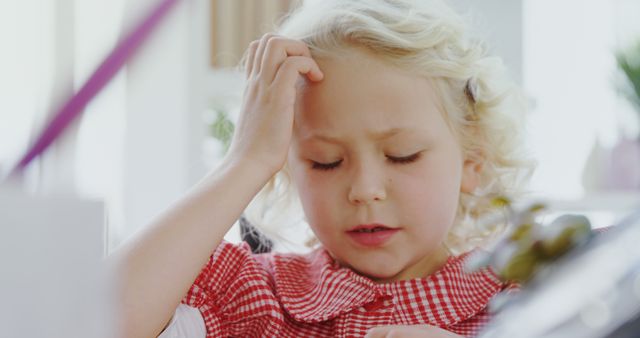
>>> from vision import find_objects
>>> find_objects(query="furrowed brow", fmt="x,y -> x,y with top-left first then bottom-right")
306,127 -> 416,144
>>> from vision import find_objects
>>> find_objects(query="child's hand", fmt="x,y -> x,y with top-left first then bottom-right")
365,324 -> 464,338
227,34 -> 324,175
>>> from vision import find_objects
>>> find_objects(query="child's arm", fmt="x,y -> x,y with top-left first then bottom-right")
108,34 -> 323,338
110,157 -> 273,338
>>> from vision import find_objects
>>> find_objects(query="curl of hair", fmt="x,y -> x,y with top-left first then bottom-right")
244,0 -> 535,254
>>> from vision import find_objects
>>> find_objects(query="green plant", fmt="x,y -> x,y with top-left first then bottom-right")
208,109 -> 235,153
616,41 -> 640,115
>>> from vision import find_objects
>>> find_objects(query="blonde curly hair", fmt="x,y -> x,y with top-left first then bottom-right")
244,0 -> 535,254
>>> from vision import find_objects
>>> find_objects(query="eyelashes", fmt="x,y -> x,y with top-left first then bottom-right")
387,152 -> 421,164
311,160 -> 343,171
311,152 -> 422,171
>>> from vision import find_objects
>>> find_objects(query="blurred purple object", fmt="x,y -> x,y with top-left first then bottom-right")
607,138 -> 640,190
8,0 -> 179,178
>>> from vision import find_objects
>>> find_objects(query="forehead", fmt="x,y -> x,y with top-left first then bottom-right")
293,49 -> 448,140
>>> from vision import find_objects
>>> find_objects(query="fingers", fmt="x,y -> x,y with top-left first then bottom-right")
260,36 -> 313,82
364,327 -> 384,338
252,33 -> 276,76
272,56 -> 324,92
231,34 -> 324,172
365,325 -> 463,338
244,40 -> 259,78
246,33 -> 322,84
365,326 -> 414,338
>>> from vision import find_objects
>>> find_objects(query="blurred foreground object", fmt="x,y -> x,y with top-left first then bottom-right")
0,188 -> 113,338
466,198 -> 592,283
476,206 -> 640,338
6,0 -> 179,179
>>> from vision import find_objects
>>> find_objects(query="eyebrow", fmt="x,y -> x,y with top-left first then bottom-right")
306,127 -> 419,144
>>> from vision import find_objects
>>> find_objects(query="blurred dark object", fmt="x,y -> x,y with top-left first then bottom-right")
239,215 -> 272,254
607,311 -> 640,338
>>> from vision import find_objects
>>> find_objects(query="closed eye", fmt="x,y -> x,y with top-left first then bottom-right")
311,159 -> 343,171
386,152 -> 421,164
311,152 -> 421,171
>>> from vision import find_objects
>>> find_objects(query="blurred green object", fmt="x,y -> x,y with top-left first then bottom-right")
466,198 -> 593,284
208,109 -> 235,153
538,215 -> 591,259
617,41 -> 640,117
500,214 -> 591,282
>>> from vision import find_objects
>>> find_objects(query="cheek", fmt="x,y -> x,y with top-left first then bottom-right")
289,166 -> 341,227
396,159 -> 462,226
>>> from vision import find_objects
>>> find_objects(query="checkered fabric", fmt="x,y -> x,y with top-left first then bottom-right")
181,241 -> 509,337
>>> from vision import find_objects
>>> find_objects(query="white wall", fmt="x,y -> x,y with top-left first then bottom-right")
120,0 -> 195,244
117,0 -> 238,246
523,0 -> 640,200
450,0 -> 523,85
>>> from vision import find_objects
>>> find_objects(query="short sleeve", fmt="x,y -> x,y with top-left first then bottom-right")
180,241 -> 283,337
157,304 -> 206,338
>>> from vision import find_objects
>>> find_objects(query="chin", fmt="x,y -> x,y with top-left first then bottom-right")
349,260 -> 404,282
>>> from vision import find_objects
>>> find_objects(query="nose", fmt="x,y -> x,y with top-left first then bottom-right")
348,163 -> 387,205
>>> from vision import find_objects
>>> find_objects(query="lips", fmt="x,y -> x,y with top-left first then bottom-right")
346,224 -> 400,247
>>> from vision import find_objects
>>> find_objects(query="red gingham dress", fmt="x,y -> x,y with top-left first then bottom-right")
180,241 -> 510,337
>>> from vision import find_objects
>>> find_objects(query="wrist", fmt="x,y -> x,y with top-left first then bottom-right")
219,155 -> 280,185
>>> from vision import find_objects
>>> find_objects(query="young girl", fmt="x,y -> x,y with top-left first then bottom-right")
111,0 -> 531,337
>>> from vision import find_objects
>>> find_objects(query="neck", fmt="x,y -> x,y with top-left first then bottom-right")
372,245 -> 451,283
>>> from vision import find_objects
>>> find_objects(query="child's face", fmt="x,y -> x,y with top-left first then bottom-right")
288,49 -> 481,282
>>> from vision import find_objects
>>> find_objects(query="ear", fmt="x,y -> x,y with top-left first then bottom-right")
460,155 -> 483,194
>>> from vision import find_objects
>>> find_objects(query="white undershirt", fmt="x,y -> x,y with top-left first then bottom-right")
157,304 -> 206,338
